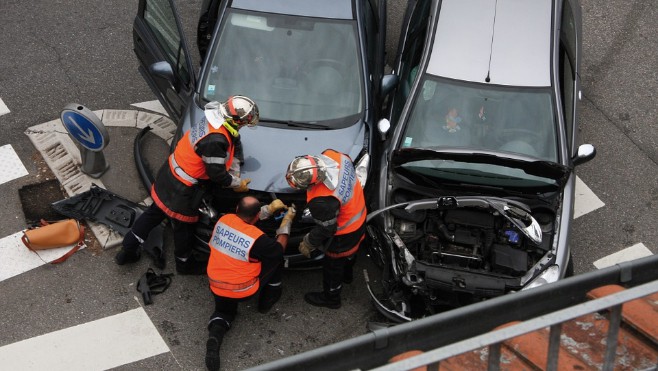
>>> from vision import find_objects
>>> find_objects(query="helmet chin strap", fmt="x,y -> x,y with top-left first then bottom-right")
319,154 -> 339,190
222,120 -> 240,137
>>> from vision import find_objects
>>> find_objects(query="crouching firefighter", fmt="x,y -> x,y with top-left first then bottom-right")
205,196 -> 296,371
285,149 -> 367,309
115,96 -> 259,274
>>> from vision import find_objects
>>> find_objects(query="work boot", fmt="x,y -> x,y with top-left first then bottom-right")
258,285 -> 283,314
175,257 -> 207,275
304,291 -> 341,309
115,247 -> 141,265
205,320 -> 227,371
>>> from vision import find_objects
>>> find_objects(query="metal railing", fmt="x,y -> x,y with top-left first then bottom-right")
248,254 -> 658,371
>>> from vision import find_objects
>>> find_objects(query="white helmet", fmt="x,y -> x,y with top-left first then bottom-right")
205,95 -> 259,129
285,155 -> 327,190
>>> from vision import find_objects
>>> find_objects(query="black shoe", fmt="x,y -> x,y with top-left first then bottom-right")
115,248 -> 141,265
258,286 -> 283,314
304,291 -> 341,309
175,258 -> 206,275
205,337 -> 221,371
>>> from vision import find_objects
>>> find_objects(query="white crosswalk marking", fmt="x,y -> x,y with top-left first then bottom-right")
593,243 -> 653,269
0,98 -> 9,117
0,144 -> 28,185
0,232 -> 86,282
574,175 -> 605,219
0,308 -> 169,370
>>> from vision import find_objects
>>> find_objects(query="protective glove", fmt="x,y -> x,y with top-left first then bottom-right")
259,199 -> 288,220
298,237 -> 317,259
232,178 -> 251,193
275,204 -> 296,236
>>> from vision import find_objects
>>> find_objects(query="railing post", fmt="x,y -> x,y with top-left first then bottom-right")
602,304 -> 622,371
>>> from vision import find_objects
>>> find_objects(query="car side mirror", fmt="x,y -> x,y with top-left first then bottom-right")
572,143 -> 596,166
380,74 -> 399,97
377,118 -> 390,141
149,61 -> 176,85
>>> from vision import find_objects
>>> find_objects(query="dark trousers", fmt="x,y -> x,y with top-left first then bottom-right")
209,258 -> 282,328
122,203 -> 195,259
322,253 -> 356,293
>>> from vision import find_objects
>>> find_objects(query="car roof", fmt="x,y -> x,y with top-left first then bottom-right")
231,0 -> 354,20
427,0 -> 553,87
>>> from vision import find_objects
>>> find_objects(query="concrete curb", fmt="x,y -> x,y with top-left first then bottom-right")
25,109 -> 176,249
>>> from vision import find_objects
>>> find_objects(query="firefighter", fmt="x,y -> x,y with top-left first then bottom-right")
205,195 -> 296,371
115,96 -> 259,274
285,149 -> 367,309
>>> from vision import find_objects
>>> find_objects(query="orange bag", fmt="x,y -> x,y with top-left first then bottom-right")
21,219 -> 85,263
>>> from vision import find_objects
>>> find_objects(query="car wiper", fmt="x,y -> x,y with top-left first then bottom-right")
264,119 -> 330,130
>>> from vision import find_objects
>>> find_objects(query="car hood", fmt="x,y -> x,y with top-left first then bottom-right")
238,121 -> 366,193
392,147 -> 570,186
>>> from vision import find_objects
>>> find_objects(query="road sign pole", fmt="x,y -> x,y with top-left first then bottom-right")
80,147 -> 110,178
60,104 -> 110,179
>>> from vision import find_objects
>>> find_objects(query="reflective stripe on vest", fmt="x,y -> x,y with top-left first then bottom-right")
207,214 -> 264,298
168,119 -> 234,186
307,149 -> 366,235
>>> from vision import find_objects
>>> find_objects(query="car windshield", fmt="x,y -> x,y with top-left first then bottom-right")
200,9 -> 363,125
397,76 -> 559,187
400,76 -> 557,159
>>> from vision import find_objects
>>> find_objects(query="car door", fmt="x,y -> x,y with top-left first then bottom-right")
363,0 -> 387,110
133,0 -> 196,123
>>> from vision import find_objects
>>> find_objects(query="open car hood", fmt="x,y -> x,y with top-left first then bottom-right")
392,147 -> 570,186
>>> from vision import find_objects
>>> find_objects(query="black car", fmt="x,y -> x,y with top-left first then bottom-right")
365,0 -> 596,322
132,0 -> 390,267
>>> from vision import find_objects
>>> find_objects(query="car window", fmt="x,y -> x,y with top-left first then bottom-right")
559,0 -> 577,150
200,9 -> 364,125
399,76 -> 558,162
143,0 -> 191,86
391,0 -> 432,124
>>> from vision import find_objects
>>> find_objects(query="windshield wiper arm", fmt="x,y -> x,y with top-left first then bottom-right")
264,119 -> 330,129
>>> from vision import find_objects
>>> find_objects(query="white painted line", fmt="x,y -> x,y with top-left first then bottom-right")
0,98 -> 9,116
131,100 -> 169,117
0,232 -> 86,282
574,176 -> 605,219
0,307 -> 169,370
0,144 -> 28,185
593,243 -> 653,269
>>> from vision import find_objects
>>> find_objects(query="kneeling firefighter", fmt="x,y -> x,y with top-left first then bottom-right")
205,195 -> 296,370
285,149 -> 367,309
115,96 -> 259,274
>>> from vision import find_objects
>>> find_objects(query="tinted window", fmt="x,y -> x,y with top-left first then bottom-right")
144,0 -> 191,85
391,0 -> 431,124
560,0 -> 577,149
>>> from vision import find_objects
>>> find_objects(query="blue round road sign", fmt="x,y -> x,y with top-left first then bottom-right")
60,104 -> 109,152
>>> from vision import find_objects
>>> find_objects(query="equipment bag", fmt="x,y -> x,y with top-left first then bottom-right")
21,219 -> 85,264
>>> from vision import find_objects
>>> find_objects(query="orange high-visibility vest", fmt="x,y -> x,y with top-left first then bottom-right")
168,121 -> 234,187
307,149 -> 366,236
207,214 -> 264,298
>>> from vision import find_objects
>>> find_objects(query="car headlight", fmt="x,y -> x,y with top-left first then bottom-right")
522,264 -> 560,290
354,152 -> 370,188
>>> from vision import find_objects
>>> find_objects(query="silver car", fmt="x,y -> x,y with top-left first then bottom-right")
366,0 -> 596,322
132,0 -> 388,266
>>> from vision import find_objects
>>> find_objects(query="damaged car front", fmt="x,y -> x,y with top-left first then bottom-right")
365,0 -> 596,323
365,147 -> 583,322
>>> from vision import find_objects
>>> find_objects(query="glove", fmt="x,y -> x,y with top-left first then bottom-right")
259,199 -> 288,220
275,204 -> 296,236
232,178 -> 251,193
298,237 -> 316,259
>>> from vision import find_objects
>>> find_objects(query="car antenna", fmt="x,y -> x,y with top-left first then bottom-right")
486,0 -> 499,83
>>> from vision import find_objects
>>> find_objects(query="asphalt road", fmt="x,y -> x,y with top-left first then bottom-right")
0,0 -> 656,370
